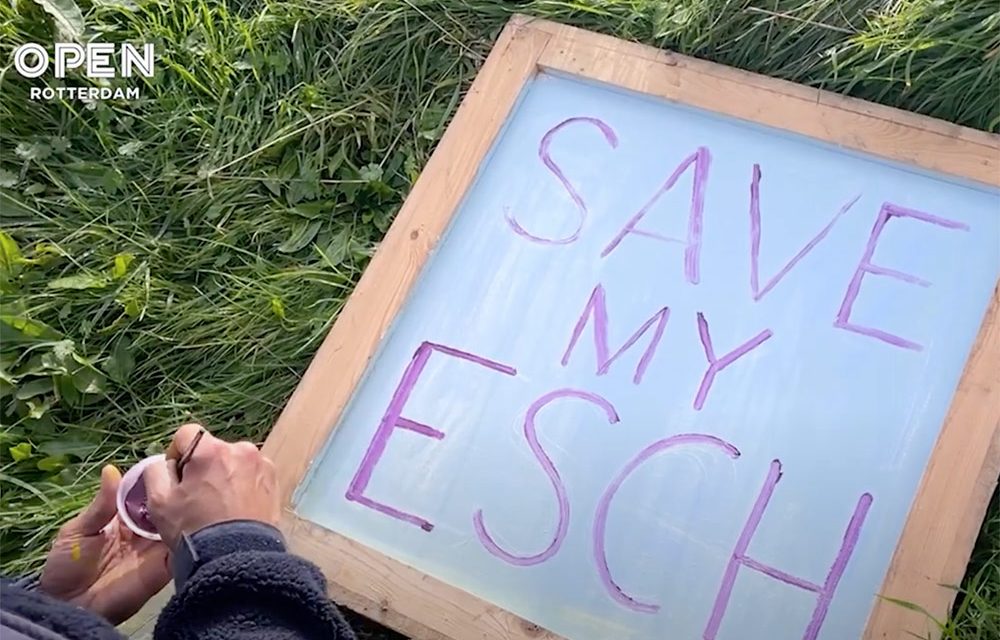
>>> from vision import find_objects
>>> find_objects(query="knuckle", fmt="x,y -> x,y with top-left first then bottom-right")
234,441 -> 259,458
236,440 -> 257,451
199,436 -> 222,457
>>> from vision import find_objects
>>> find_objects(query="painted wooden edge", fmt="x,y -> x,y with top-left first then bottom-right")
524,16 -> 999,187
285,512 -> 564,640
520,14 -> 998,149
863,285 -> 1000,639
262,16 -> 555,640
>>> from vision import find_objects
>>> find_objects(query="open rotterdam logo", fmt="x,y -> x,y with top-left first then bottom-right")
13,42 -> 154,101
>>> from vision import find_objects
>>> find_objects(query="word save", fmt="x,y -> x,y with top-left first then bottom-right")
506,117 -> 969,352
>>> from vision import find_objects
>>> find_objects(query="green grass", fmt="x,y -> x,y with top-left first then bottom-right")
0,1 -> 997,638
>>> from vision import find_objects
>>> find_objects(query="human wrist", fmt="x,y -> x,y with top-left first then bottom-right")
170,519 -> 286,589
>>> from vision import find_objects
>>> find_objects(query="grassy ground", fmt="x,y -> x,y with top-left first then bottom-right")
0,1 -> 997,638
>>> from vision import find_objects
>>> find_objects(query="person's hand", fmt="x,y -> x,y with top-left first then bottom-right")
144,423 -> 281,550
40,465 -> 171,625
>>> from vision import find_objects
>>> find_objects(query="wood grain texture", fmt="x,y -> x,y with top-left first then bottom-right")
261,14 -> 1000,640
530,18 -> 999,187
288,514 -> 563,640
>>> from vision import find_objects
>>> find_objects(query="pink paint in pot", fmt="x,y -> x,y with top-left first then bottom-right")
116,454 -> 163,541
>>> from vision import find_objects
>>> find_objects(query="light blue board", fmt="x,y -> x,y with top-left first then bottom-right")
295,71 -> 1000,640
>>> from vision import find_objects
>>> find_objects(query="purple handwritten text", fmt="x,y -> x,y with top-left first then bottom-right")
593,434 -> 741,613
474,389 -> 620,565
561,284 -> 670,384
703,460 -> 873,640
346,342 -> 517,531
694,312 -> 773,410
750,164 -> 861,301
834,202 -> 969,350
505,117 -> 618,245
601,147 -> 711,284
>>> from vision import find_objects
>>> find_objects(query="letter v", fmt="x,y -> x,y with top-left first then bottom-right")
750,164 -> 861,301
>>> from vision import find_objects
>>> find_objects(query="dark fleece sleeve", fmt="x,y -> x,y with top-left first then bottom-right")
153,521 -> 356,640
0,577 -> 124,640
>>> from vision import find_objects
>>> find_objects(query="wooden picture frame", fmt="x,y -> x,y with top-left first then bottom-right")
261,15 -> 1000,640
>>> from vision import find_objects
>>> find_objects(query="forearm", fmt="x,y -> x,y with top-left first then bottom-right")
153,521 -> 355,640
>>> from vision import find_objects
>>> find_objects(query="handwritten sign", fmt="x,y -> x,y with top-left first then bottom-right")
290,69 -> 998,640
262,18 -> 1000,640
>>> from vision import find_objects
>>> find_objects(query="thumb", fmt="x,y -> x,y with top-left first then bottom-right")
74,465 -> 121,536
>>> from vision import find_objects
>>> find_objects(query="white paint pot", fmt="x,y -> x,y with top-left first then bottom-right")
116,454 -> 164,541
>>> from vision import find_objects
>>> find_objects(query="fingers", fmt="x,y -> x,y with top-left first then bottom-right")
233,441 -> 259,457
143,458 -> 177,509
97,541 -> 171,625
133,540 -> 171,591
165,423 -> 209,462
73,465 -> 122,536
